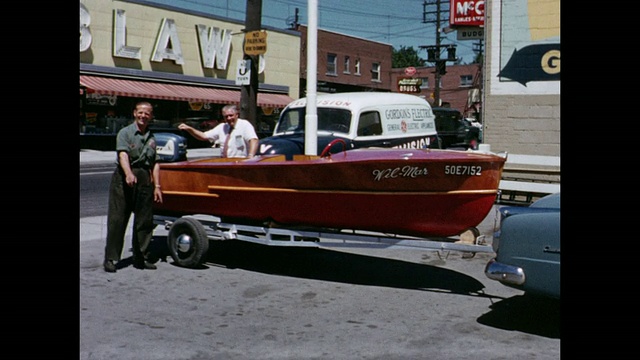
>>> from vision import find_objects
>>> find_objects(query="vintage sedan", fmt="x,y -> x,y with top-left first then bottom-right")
485,192 -> 560,299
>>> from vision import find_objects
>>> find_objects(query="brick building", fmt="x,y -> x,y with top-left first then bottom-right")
390,63 -> 483,120
296,25 -> 393,96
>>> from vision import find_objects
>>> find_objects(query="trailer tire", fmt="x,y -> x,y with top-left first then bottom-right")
167,217 -> 209,268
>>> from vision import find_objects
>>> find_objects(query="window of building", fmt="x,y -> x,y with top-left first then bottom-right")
460,75 -> 473,87
355,59 -> 361,75
343,56 -> 350,74
326,53 -> 337,76
420,77 -> 429,89
371,62 -> 381,82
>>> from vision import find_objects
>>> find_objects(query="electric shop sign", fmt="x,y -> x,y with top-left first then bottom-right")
80,3 -> 233,70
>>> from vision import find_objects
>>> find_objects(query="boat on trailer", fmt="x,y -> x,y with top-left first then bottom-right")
153,145 -> 506,266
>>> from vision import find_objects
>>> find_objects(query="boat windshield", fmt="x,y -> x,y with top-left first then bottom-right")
274,108 -> 352,134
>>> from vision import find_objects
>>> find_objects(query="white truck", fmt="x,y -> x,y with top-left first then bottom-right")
258,92 -> 440,160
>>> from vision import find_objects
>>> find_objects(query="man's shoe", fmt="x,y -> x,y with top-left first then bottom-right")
104,260 -> 117,273
134,261 -> 157,270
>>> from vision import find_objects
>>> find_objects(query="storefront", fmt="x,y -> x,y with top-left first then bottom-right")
80,0 -> 300,149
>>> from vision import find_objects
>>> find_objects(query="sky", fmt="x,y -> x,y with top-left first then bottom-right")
142,0 -> 479,64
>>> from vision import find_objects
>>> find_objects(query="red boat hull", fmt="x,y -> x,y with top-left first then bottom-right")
154,149 -> 506,237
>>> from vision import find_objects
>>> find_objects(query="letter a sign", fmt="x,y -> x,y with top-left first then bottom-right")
235,59 -> 251,85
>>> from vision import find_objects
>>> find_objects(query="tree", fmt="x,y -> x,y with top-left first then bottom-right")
392,46 -> 426,68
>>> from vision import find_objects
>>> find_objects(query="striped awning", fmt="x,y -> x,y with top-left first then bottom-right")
79,75 -> 293,108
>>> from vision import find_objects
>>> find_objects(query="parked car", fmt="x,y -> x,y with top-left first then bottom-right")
432,107 -> 481,150
155,132 -> 188,162
485,192 -> 560,299
258,92 -> 440,160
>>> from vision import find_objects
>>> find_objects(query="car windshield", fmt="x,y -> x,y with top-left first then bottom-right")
274,108 -> 352,134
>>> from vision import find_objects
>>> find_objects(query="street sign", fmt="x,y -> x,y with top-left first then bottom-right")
244,30 -> 267,55
235,59 -> 251,85
457,26 -> 484,41
404,66 -> 417,76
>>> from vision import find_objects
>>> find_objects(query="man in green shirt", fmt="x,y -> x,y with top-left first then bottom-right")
104,101 -> 163,272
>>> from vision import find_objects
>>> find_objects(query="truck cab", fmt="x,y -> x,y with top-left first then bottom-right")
258,92 -> 439,160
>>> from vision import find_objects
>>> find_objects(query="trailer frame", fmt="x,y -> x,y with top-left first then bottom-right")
153,214 -> 495,268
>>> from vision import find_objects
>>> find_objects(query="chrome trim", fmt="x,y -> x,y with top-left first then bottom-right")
484,259 -> 525,285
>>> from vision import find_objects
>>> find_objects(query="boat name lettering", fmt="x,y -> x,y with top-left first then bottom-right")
444,165 -> 482,176
372,166 -> 429,181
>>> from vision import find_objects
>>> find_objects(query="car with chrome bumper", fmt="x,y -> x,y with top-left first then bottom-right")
484,192 -> 560,299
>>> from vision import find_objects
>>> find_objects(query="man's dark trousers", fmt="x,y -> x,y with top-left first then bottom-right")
104,167 -> 154,263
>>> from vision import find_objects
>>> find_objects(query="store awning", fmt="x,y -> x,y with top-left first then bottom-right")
79,75 -> 293,108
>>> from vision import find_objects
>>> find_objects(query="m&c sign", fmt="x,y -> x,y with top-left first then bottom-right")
449,0 -> 484,27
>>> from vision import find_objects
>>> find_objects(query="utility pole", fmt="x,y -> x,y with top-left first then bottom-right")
420,0 -> 456,108
240,0 -> 262,127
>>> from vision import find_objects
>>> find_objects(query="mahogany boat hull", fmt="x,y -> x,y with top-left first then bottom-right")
154,148 -> 506,237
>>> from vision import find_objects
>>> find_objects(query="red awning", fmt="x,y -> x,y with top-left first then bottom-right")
79,75 -> 293,108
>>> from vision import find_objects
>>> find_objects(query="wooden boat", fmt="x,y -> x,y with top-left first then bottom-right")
154,148 -> 506,238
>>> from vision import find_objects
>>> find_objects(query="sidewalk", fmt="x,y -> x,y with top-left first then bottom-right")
80,147 -> 218,165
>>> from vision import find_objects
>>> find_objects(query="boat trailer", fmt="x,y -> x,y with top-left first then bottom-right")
153,214 -> 494,268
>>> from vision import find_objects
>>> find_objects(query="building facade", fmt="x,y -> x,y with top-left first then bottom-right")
390,63 -> 482,119
80,0 -> 300,148
483,0 -> 560,157
296,25 -> 394,96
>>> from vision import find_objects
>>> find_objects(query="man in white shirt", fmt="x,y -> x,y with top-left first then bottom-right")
178,104 -> 259,158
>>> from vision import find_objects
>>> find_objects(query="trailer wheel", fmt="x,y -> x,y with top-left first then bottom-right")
167,217 -> 209,268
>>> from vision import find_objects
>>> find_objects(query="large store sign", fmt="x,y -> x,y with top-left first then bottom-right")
449,0 -> 484,27
80,3 -> 232,70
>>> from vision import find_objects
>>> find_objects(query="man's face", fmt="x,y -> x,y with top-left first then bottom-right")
222,109 -> 238,127
133,105 -> 153,127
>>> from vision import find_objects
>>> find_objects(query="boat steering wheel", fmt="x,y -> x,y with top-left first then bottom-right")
320,138 -> 347,158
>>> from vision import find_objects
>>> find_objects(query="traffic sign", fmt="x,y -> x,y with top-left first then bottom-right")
404,66 -> 417,76
235,59 -> 251,85
244,30 -> 267,55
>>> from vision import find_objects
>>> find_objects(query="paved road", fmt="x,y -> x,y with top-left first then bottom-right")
80,215 -> 560,359
79,149 -> 560,359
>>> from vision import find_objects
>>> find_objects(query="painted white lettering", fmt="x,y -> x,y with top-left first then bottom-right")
444,165 -> 482,176
373,166 -> 428,181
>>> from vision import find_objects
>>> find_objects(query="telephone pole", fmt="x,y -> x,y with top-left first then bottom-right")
240,0 -> 262,127
420,0 -> 456,107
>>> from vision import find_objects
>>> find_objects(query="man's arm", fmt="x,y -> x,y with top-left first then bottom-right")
152,162 -> 163,203
247,138 -> 258,157
178,123 -> 210,141
118,151 -> 136,186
